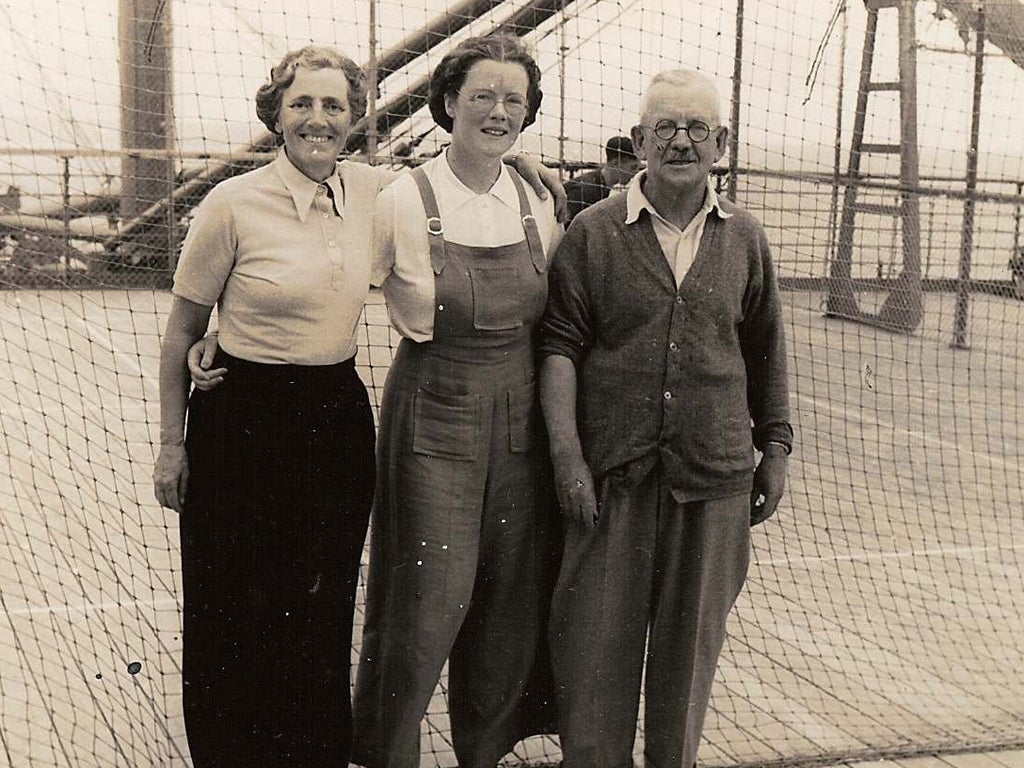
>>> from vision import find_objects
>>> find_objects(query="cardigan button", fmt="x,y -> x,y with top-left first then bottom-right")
669,342 -> 679,351
663,390 -> 673,400
675,295 -> 683,304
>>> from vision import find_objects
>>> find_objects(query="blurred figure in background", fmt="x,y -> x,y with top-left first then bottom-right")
564,134 -> 639,223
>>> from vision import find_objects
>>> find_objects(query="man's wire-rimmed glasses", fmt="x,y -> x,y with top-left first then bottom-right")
640,118 -> 714,143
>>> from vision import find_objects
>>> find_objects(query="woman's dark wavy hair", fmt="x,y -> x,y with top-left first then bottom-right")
428,34 -> 543,134
255,46 -> 367,136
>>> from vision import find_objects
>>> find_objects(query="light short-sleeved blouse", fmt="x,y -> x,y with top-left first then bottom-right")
173,149 -> 397,365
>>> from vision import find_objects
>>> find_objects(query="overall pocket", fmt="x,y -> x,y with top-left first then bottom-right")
412,387 -> 481,461
469,265 -> 524,331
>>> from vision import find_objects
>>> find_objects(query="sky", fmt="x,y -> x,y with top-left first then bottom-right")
3,0 -> 1024,201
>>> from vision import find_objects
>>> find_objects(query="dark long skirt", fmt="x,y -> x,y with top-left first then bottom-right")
181,351 -> 375,768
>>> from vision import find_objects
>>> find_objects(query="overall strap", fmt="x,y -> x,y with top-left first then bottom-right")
411,166 -> 446,275
507,171 -> 547,273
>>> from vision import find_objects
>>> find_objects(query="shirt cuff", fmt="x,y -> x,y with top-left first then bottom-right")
753,420 -> 794,455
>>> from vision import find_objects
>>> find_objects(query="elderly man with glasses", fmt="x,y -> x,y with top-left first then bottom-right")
539,69 -> 793,768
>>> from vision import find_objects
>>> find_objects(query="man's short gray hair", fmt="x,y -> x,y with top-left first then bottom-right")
639,70 -> 722,125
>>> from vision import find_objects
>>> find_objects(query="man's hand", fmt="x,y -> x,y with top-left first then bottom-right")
188,334 -> 227,391
552,456 -> 599,528
509,153 -> 568,223
154,443 -> 189,513
750,444 -> 788,526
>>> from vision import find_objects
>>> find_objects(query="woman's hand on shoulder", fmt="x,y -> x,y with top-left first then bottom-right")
508,153 -> 568,223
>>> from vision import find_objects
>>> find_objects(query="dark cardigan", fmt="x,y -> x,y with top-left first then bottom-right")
539,192 -> 793,503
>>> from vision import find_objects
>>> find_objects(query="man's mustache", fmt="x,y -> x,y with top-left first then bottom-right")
656,146 -> 698,162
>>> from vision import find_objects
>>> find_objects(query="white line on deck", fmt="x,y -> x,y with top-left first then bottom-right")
795,391 -> 1018,472
1,597 -> 180,619
761,540 -> 1024,568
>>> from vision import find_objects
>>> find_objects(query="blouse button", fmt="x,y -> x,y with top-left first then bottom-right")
437,304 -> 445,311
328,240 -> 336,247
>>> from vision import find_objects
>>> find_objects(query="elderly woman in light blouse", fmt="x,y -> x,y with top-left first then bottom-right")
351,34 -> 562,768
154,44 -> 561,768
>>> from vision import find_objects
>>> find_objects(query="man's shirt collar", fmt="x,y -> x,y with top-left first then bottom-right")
273,147 -> 345,221
624,169 -> 732,228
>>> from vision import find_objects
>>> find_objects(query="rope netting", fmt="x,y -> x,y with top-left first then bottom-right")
1,1 -> 1023,766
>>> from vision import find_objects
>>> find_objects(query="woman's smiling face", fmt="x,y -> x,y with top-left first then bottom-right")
444,59 -> 530,162
276,66 -> 352,181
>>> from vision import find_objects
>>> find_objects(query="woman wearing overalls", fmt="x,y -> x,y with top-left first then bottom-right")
352,34 -> 562,768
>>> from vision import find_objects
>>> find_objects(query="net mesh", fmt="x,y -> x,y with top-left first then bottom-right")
2,1 -> 1024,766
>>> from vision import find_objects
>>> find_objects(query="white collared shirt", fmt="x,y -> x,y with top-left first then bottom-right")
625,169 -> 732,286
372,150 -> 561,342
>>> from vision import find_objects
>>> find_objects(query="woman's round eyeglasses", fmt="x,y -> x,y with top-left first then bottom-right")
458,90 -> 529,117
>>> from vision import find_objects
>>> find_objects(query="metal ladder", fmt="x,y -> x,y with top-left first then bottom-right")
826,0 -> 923,332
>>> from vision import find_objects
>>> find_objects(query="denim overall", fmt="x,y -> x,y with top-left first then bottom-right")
353,167 -> 556,768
